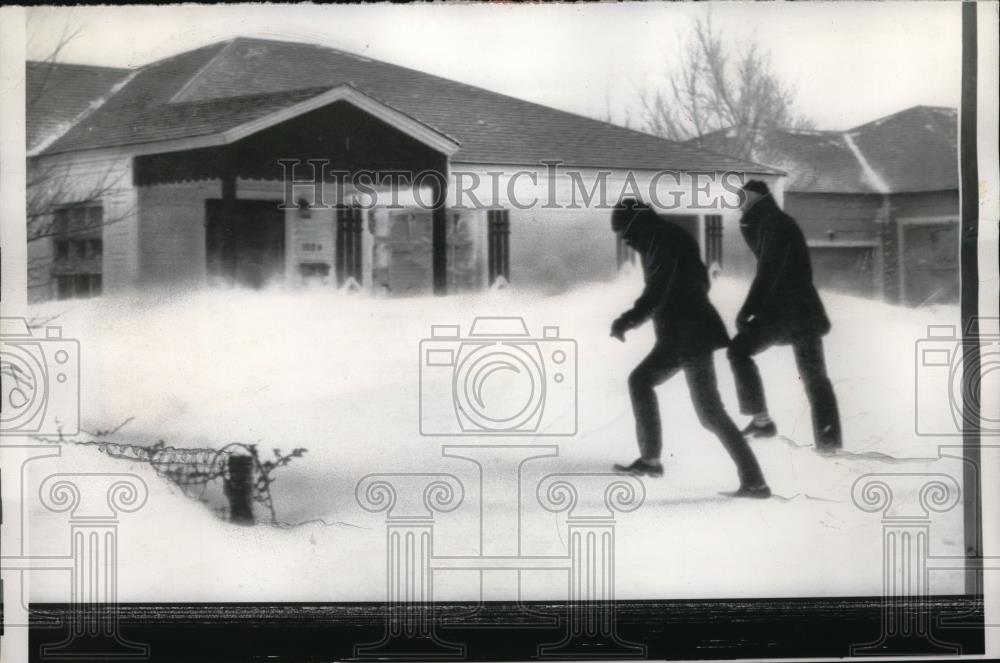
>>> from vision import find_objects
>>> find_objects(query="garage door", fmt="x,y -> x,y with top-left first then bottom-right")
901,220 -> 959,306
809,245 -> 877,298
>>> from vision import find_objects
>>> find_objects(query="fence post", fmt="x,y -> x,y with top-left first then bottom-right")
225,454 -> 255,525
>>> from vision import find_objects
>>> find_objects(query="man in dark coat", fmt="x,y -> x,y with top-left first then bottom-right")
727,180 -> 842,453
610,199 -> 770,498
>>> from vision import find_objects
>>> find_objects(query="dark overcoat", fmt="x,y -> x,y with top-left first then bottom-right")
617,210 -> 730,357
738,195 -> 831,342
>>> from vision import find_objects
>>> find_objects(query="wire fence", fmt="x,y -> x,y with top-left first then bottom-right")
37,435 -> 306,525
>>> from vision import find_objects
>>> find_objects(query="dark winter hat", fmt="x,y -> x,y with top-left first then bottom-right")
742,180 -> 770,195
611,198 -> 648,234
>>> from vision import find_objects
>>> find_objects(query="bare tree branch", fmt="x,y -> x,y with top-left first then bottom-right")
638,11 -> 811,162
25,13 -> 137,302
597,84 -> 633,129
26,9 -> 84,109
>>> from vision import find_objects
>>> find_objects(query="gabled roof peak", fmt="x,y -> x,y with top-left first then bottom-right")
848,104 -> 957,132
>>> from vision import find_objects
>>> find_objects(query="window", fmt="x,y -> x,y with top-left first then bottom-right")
336,206 -> 364,286
51,203 -> 103,300
704,215 -> 723,268
487,209 -> 510,286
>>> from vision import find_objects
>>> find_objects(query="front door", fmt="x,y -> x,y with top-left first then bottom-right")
382,209 -> 433,296
206,199 -> 286,289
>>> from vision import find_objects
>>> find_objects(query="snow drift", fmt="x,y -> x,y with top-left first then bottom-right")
22,273 -> 967,601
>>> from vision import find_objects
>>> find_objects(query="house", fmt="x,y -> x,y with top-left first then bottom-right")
26,37 -> 782,302
691,106 -> 959,306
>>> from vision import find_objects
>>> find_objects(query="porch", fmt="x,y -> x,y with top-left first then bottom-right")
131,85 -> 481,296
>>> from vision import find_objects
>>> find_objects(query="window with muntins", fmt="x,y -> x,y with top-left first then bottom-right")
51,203 -> 103,300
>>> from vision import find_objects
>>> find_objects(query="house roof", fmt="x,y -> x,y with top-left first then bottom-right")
688,106 -> 957,195
694,128 -> 870,193
32,37 -> 780,175
26,61 -> 132,152
847,106 -> 957,193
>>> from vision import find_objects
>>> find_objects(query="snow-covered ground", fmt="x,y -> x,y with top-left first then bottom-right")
21,272 -> 968,602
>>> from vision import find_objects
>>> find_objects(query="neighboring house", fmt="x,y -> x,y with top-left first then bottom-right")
26,37 -> 781,302
691,106 -> 959,306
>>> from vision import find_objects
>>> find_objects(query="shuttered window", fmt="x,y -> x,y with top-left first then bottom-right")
336,206 -> 364,286
704,214 -> 723,268
487,209 -> 510,286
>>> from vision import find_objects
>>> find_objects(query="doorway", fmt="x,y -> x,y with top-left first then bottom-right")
206,199 -> 286,289
371,209 -> 434,296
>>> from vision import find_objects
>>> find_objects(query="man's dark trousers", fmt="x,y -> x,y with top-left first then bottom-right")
629,343 -> 766,486
728,328 -> 842,447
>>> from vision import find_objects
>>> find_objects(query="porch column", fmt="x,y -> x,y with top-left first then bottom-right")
431,160 -> 448,295
221,166 -> 237,279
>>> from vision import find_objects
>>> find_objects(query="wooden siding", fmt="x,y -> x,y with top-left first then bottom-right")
785,192 -> 884,242
138,182 -> 213,288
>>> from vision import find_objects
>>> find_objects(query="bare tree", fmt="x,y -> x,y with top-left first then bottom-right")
26,10 -> 83,110
25,10 -> 135,302
639,12 -> 811,161
597,84 -> 633,129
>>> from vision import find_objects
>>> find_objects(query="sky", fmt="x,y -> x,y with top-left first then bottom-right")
24,2 -> 963,132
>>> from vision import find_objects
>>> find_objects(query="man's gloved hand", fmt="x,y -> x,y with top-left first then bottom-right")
610,316 -> 630,342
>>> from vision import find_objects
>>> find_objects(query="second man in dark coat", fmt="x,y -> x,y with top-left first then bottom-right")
610,199 -> 770,498
727,180 -> 842,453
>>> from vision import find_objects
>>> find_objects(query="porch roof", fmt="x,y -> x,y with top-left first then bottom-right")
35,37 -> 781,176
45,83 -> 461,157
